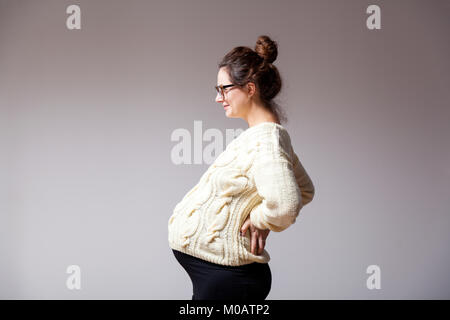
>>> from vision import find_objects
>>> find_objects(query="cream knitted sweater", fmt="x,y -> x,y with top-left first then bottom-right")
168,122 -> 315,266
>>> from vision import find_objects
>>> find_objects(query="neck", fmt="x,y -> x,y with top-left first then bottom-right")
245,101 -> 279,127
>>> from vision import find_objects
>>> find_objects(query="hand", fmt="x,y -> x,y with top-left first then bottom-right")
240,215 -> 270,255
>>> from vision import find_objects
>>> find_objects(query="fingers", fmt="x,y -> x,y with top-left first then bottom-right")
240,217 -> 250,236
240,217 -> 268,256
258,237 -> 265,255
250,232 -> 258,254
240,225 -> 247,237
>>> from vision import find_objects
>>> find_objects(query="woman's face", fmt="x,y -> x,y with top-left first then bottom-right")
215,67 -> 250,119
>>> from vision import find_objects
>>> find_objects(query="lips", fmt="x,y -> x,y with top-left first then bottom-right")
223,105 -> 229,109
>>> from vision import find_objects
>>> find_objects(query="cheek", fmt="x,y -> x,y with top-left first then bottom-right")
229,94 -> 246,108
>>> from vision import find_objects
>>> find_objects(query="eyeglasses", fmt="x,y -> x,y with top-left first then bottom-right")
215,84 -> 236,99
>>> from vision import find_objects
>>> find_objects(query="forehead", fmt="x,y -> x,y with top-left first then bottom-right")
217,67 -> 231,85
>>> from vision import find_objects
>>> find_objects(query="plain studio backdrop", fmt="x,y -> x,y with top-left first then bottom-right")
0,0 -> 449,299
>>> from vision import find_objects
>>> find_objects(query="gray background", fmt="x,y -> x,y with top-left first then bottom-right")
0,0 -> 449,299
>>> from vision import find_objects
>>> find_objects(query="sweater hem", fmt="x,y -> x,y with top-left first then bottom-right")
168,240 -> 270,267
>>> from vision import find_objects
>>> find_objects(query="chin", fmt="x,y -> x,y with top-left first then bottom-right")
224,109 -> 234,117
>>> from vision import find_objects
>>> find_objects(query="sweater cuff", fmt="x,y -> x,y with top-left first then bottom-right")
249,203 -> 270,231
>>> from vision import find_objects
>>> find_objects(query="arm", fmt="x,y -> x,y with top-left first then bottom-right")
249,141 -> 304,232
292,151 -> 315,207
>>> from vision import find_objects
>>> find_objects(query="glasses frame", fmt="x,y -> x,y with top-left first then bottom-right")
215,84 -> 237,99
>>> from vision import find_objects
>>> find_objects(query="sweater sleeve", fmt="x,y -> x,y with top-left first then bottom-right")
249,136 -> 304,232
292,151 -> 315,207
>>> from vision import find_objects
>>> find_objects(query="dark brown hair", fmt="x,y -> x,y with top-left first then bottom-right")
218,35 -> 287,124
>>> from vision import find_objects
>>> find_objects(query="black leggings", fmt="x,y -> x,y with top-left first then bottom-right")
172,249 -> 272,300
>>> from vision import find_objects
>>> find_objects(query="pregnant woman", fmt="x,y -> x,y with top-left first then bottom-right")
168,35 -> 315,300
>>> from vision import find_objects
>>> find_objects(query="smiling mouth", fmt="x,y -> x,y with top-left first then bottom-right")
223,105 -> 229,108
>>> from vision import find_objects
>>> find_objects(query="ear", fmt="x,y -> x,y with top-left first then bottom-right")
247,82 -> 256,98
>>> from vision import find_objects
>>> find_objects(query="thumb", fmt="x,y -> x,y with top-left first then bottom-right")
240,219 -> 249,236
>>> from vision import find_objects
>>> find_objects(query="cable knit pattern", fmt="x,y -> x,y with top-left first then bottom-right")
168,122 -> 315,266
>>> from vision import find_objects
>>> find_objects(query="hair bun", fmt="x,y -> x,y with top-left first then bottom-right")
254,35 -> 278,64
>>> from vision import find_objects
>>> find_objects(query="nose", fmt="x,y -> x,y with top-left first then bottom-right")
215,91 -> 224,103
